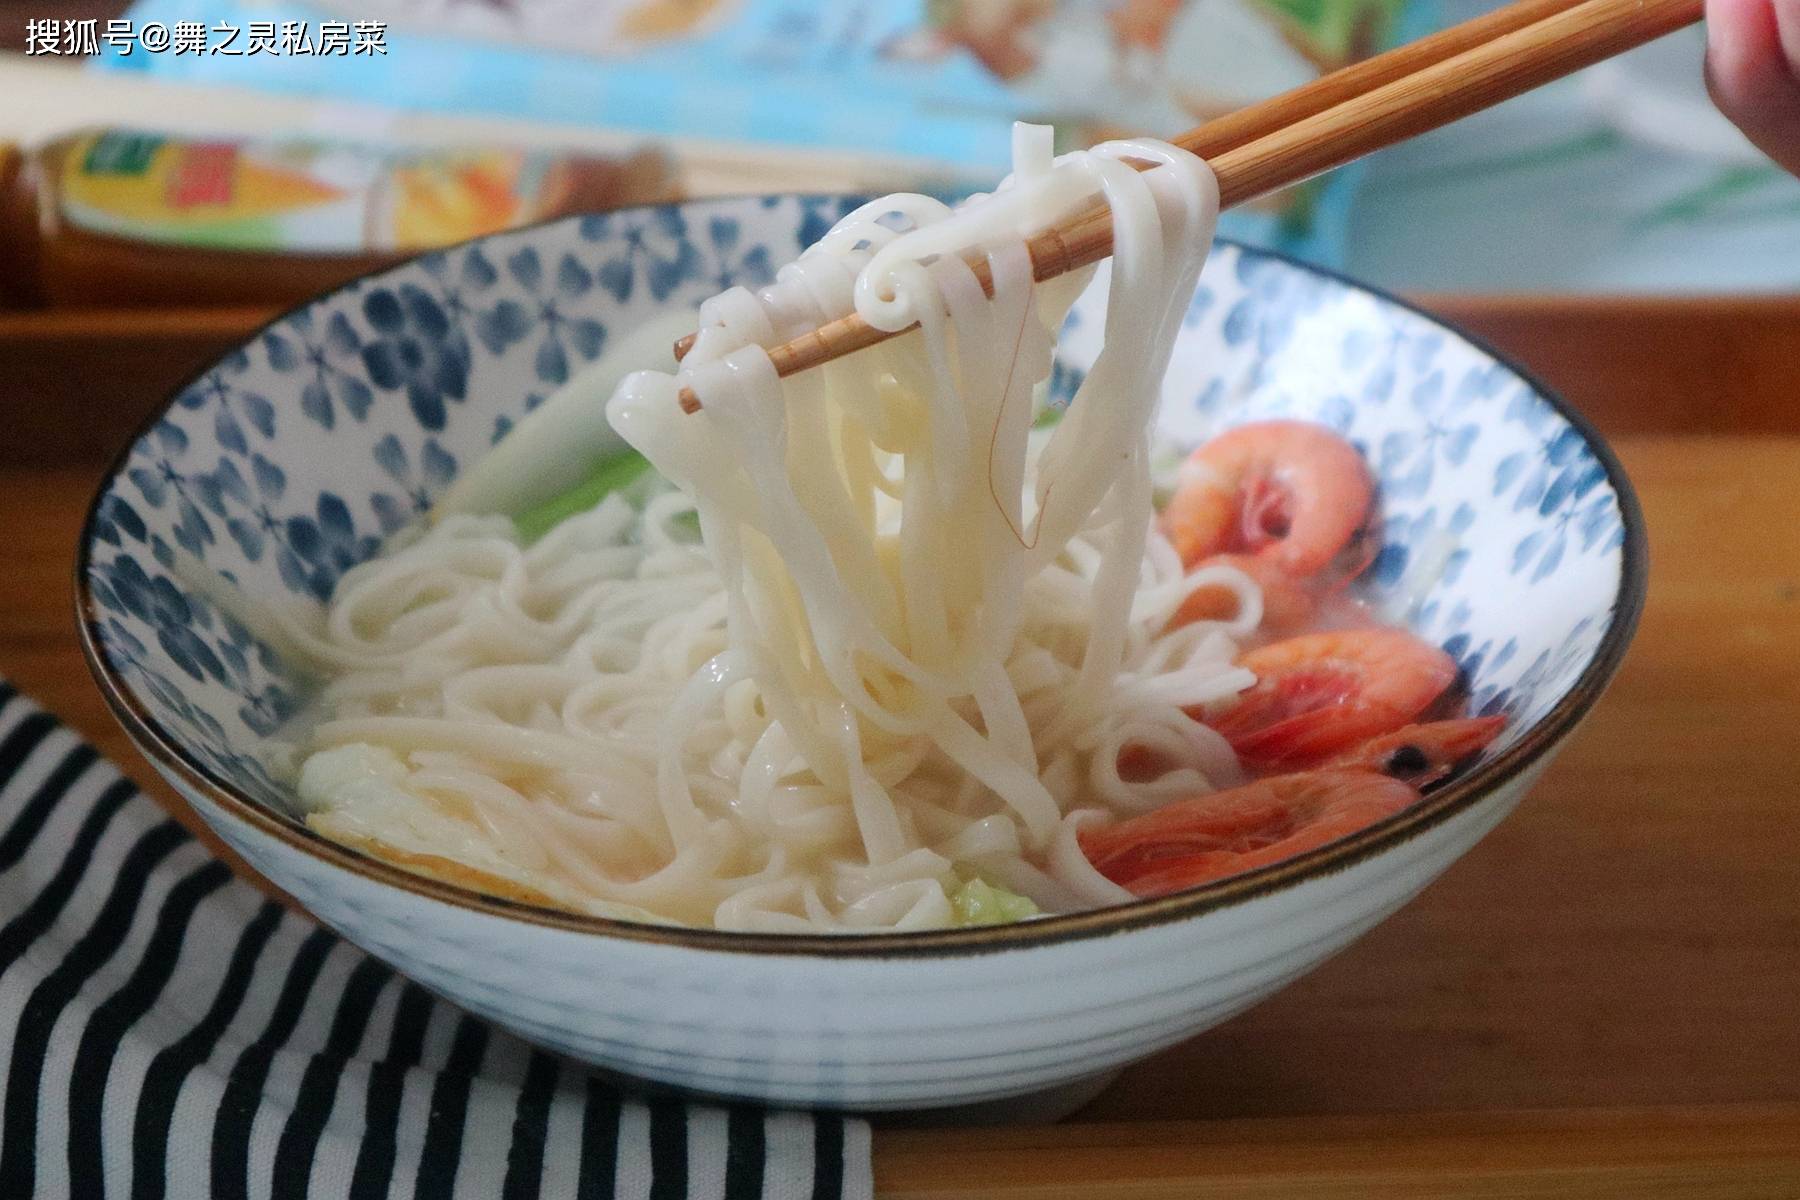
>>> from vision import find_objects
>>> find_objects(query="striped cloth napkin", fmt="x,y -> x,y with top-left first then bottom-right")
0,680 -> 872,1199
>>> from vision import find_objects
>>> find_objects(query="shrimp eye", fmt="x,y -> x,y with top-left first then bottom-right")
1383,744 -> 1430,776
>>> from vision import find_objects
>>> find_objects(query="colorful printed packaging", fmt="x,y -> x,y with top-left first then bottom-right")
95,0 -> 1413,265
53,129 -> 576,253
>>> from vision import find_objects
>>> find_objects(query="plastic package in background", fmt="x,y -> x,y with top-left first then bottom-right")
1343,1 -> 1800,291
91,0 -> 1418,268
0,129 -> 677,306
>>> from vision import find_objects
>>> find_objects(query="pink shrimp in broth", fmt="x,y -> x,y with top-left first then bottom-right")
1082,719 -> 1504,897
1162,419 -> 1377,579
1204,628 -> 1460,769
1163,420 -> 1378,636
1098,418 -> 1502,900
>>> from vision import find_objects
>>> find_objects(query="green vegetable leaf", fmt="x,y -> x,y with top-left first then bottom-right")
951,877 -> 1040,927
512,450 -> 653,543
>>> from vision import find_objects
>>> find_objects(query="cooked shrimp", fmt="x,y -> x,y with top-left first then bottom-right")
1161,420 -> 1376,580
1323,716 -> 1505,786
1082,715 -> 1504,897
1078,769 -> 1418,897
1204,628 -> 1458,768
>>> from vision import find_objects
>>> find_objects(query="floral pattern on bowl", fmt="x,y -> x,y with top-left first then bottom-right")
80,195 -> 1642,847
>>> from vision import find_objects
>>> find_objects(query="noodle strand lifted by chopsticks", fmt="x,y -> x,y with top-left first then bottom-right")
291,125 -> 1255,932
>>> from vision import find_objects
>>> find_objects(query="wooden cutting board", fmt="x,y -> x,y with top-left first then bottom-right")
2,301 -> 1797,1196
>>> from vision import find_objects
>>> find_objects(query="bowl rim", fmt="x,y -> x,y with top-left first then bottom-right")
74,196 -> 1649,959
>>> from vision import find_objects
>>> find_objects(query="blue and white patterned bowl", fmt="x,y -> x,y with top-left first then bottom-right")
77,197 -> 1645,1110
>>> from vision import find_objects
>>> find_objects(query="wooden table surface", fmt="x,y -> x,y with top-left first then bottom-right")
3,305 -> 1799,1195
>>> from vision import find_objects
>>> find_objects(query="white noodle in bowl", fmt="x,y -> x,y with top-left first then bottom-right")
281,126 -> 1270,932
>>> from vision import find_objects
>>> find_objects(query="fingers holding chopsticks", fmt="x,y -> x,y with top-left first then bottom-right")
1705,0 -> 1800,175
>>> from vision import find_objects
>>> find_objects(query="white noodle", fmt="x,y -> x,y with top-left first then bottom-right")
293,126 -> 1249,931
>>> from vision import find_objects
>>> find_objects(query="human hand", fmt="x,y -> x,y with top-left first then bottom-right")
1705,0 -> 1800,175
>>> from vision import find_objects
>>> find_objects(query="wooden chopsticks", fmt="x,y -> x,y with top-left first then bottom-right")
666,0 -> 1585,367
674,0 -> 1702,414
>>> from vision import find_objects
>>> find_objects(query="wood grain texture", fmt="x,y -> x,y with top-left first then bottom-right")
6,434 -> 1798,1195
875,1105 -> 1800,1197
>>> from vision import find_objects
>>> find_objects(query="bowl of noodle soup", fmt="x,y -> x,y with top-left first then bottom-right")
78,185 -> 1644,1109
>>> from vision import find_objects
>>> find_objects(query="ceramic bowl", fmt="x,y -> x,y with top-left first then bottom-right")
77,197 -> 1645,1110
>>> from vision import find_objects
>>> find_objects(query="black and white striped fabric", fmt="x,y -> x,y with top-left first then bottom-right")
0,681 -> 871,1199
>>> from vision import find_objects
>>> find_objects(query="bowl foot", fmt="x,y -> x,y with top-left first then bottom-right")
579,1059 -> 1124,1122
875,1067 -> 1123,1126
